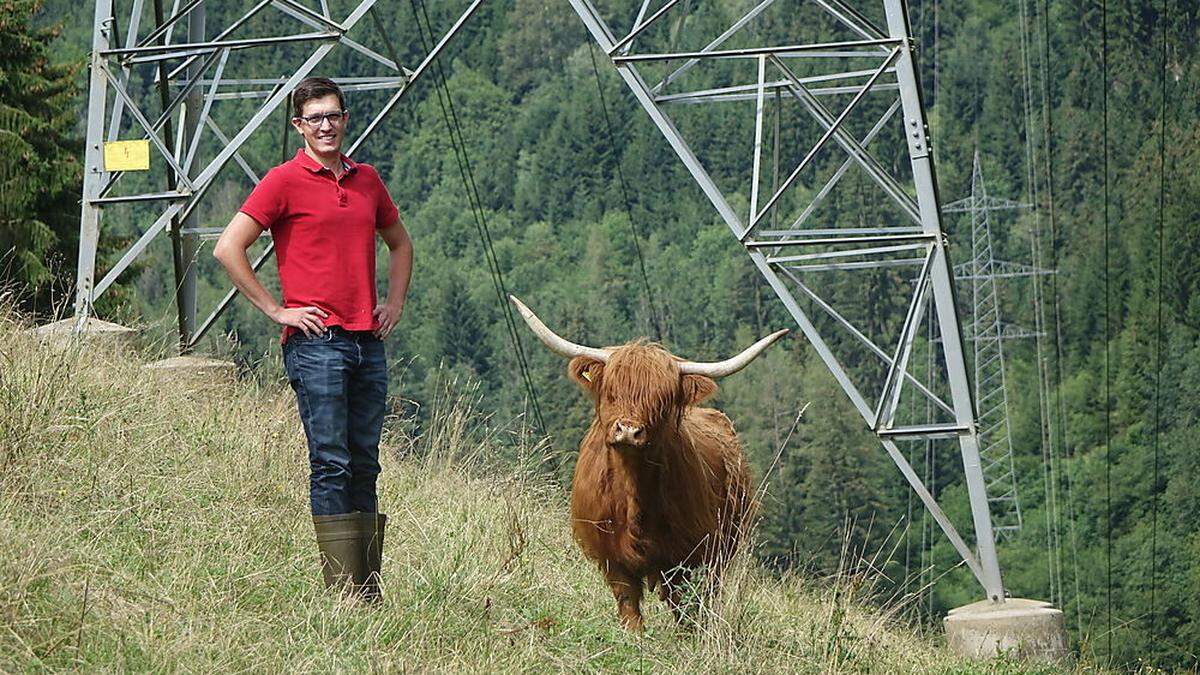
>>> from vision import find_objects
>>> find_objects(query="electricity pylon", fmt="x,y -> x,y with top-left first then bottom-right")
944,150 -> 1053,538
567,0 -> 1014,603
73,0 -> 485,349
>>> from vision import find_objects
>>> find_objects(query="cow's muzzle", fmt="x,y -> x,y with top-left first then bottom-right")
609,420 -> 647,448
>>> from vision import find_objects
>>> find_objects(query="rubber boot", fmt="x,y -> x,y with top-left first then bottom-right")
313,513 -> 367,597
357,512 -> 387,603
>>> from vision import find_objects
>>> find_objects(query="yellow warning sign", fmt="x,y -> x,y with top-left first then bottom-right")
103,140 -> 150,172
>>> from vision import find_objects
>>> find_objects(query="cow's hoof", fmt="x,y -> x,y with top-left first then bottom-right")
620,615 -> 645,633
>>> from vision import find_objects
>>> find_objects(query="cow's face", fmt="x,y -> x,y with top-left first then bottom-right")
569,344 -> 717,450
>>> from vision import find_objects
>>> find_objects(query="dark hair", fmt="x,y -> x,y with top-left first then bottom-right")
292,77 -> 344,118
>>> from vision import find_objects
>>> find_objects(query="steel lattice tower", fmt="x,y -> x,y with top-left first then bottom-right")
73,0 -> 486,347
944,151 -> 1052,538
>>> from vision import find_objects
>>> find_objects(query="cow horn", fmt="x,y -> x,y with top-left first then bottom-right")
508,295 -> 611,362
678,329 -> 789,378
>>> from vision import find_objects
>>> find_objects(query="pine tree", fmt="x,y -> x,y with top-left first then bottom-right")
437,272 -> 490,376
0,0 -> 80,310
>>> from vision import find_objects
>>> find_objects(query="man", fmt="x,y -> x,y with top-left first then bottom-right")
214,77 -> 413,602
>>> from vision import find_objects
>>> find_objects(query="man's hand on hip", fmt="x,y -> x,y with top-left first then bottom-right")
373,301 -> 403,339
272,306 -> 329,336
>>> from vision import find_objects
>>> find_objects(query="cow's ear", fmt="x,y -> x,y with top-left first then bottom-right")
681,374 -> 718,405
568,356 -> 604,392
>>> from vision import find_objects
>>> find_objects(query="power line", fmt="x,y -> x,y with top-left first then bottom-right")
1149,0 -> 1169,641
1100,0 -> 1113,657
1039,0 -> 1084,642
1017,0 -> 1064,607
409,0 -> 547,436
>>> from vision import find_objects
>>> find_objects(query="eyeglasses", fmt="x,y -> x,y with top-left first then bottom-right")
293,110 -> 348,128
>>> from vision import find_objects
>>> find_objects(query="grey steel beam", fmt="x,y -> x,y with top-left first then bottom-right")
135,0 -> 205,48
750,56 -> 768,225
770,56 -> 921,228
879,424 -> 970,439
655,67 -> 898,102
180,227 -> 270,240
204,118 -> 261,184
744,49 -> 900,238
811,0 -> 888,40
348,0 -> 489,155
779,267 -> 955,417
183,76 -> 408,86
189,240 -> 276,348
74,0 -> 114,323
182,48 -> 228,176
105,0 -> 144,142
88,191 -> 189,204
658,81 -> 900,104
875,250 -> 933,428
614,38 -> 901,63
765,241 -> 927,263
623,0 -> 655,55
85,0 -> 382,303
124,32 -> 339,64
784,257 -> 924,272
162,0 -> 275,80
272,0 -> 346,32
651,0 -> 781,94
208,79 -> 407,101
98,62 -> 197,190
608,0 -> 681,56
882,0 -> 1003,602
746,232 -> 934,248
789,98 -> 902,231
274,0 -> 405,73
174,0 -> 206,351
758,225 -> 923,237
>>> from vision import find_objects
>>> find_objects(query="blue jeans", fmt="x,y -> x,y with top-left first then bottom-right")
283,327 -> 388,516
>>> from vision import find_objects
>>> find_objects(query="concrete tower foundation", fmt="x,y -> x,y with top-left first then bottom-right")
944,598 -> 1068,662
32,317 -> 140,351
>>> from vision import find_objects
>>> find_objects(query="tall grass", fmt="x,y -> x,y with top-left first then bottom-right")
0,301 -> 1059,672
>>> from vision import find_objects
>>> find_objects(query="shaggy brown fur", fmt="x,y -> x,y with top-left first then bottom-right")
565,342 -> 756,632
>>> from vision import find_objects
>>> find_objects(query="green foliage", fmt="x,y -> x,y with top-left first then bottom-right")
436,270 -> 491,376
0,0 -> 80,309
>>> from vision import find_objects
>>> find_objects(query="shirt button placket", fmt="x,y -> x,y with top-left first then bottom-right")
333,174 -> 347,207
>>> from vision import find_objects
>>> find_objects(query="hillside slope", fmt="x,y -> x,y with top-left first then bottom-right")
0,309 -> 1051,673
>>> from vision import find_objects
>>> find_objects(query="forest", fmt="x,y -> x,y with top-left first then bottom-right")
3,0 -> 1198,667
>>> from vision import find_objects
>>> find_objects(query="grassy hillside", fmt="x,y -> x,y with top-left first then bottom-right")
0,305 -> 1057,673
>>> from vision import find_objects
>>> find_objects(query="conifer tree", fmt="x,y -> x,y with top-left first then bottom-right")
437,272 -> 490,376
0,0 -> 80,310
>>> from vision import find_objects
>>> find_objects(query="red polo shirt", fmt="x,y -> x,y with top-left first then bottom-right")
239,149 -> 400,342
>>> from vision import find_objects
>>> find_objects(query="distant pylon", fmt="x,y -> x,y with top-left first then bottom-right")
944,150 -> 1053,537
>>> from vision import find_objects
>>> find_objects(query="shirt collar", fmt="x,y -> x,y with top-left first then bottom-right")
293,148 -> 357,175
